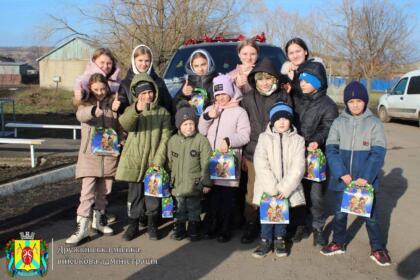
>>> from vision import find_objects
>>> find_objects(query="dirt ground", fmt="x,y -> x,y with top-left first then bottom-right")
0,121 -> 419,280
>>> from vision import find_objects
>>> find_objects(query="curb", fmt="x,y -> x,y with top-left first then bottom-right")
0,164 -> 76,197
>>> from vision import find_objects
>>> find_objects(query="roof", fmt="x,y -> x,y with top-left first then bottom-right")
36,36 -> 98,62
0,62 -> 27,66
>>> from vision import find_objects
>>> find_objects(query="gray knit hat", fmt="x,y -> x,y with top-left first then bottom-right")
175,104 -> 197,129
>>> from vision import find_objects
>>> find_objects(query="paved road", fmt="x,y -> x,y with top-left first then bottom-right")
0,121 -> 419,280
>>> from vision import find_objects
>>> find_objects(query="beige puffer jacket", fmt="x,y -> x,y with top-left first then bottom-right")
253,124 -> 306,207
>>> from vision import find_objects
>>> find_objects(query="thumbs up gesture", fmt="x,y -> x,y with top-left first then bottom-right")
112,92 -> 121,112
182,79 -> 193,96
95,100 -> 104,117
208,104 -> 220,119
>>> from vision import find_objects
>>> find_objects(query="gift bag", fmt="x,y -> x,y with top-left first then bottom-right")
162,197 -> 174,218
143,166 -> 171,198
304,149 -> 327,182
188,88 -> 208,116
91,127 -> 119,157
260,193 -> 289,224
340,182 -> 374,218
209,150 -> 237,180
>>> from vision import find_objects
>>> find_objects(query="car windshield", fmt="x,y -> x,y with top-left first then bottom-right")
163,44 -> 286,80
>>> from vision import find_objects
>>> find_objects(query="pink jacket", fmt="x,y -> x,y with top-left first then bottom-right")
198,91 -> 250,187
74,60 -> 121,96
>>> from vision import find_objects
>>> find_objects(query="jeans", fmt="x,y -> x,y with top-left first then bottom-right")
303,179 -> 326,230
332,191 -> 384,250
175,196 -> 201,222
261,223 -> 287,241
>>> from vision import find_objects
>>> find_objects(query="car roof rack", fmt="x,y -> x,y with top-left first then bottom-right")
184,32 -> 266,45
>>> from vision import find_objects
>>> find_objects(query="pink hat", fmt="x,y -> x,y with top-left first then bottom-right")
213,75 -> 234,98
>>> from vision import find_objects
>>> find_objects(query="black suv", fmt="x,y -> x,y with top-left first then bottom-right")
163,41 -> 287,97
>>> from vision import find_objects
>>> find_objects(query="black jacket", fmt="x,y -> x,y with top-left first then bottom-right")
241,58 -> 291,161
293,60 -> 338,149
118,67 -> 174,116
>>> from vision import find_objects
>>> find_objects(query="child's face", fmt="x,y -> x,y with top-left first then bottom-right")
90,81 -> 108,101
274,118 -> 291,133
347,99 -> 365,116
256,76 -> 275,93
287,43 -> 307,67
300,79 -> 317,94
215,94 -> 231,106
239,45 -> 258,67
94,54 -> 113,75
138,90 -> 155,104
135,54 -> 151,73
180,119 -> 196,137
192,57 -> 208,76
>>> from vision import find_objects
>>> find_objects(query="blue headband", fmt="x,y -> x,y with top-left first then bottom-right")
299,72 -> 321,91
269,102 -> 294,120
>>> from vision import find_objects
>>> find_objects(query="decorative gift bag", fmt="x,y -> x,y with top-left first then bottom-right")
188,88 -> 208,117
304,149 -> 327,182
91,127 -> 119,157
162,197 -> 174,218
340,182 -> 374,218
259,193 -> 290,224
143,166 -> 171,198
209,150 -> 237,180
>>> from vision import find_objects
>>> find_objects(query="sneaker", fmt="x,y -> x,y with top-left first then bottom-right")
370,249 -> 391,266
274,238 -> 287,257
252,239 -> 272,259
313,229 -> 327,247
320,242 -> 346,256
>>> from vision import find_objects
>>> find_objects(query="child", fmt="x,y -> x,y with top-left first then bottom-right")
321,81 -> 391,266
115,73 -> 172,241
198,74 -> 250,242
292,60 -> 338,246
240,57 -> 291,244
66,73 -> 122,246
252,102 -> 306,258
173,49 -> 217,111
74,48 -> 121,102
168,104 -> 212,241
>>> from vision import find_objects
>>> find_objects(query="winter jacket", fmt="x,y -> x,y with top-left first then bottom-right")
115,73 -> 172,182
117,45 -> 173,116
198,88 -> 251,187
74,60 -> 121,98
292,60 -> 338,149
241,58 -> 292,161
167,131 -> 213,197
253,125 -> 306,207
173,49 -> 217,110
326,108 -> 386,191
75,96 -> 121,179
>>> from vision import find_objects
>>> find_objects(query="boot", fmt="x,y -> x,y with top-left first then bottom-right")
188,221 -> 201,241
217,216 -> 232,243
92,209 -> 114,236
122,218 -> 140,241
240,222 -> 258,244
292,225 -> 310,243
170,221 -> 187,241
139,214 -> 148,227
65,216 -> 91,247
274,237 -> 288,257
313,228 -> 327,247
148,215 -> 159,240
203,215 -> 218,240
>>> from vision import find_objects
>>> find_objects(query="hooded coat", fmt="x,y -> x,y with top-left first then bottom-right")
292,60 -> 338,149
173,49 -> 218,110
240,57 -> 291,161
115,73 -> 172,182
117,44 -> 174,115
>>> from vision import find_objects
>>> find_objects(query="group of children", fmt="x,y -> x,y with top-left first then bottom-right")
66,38 -> 391,267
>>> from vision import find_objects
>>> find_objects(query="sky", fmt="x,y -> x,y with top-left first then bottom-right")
1,0 -> 419,52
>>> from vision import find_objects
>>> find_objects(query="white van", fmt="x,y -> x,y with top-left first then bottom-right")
378,69 -> 420,126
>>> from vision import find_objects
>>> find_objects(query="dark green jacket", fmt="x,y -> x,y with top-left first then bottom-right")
167,131 -> 212,197
116,73 -> 172,182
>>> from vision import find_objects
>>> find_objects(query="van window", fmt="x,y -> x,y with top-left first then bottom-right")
407,76 -> 420,95
393,78 -> 408,95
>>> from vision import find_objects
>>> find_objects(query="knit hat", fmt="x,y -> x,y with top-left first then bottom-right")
213,75 -> 235,98
343,81 -> 369,105
175,104 -> 197,129
135,81 -> 155,96
299,72 -> 321,91
269,102 -> 294,125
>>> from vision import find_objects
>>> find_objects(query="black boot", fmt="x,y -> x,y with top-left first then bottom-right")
292,226 -> 310,243
313,228 -> 327,247
171,221 -> 187,241
148,215 -> 159,240
217,216 -> 232,243
203,215 -> 218,240
188,221 -> 201,241
240,222 -> 258,244
139,214 -> 147,227
122,218 -> 140,241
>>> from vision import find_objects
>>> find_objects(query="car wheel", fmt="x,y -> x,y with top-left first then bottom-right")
378,106 -> 391,122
